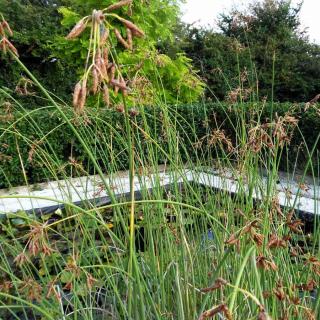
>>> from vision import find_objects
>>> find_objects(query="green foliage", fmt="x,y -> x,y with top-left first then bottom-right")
0,101 -> 319,189
171,26 -> 251,100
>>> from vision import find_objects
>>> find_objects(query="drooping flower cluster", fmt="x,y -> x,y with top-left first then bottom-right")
0,15 -> 18,56
66,0 -> 145,112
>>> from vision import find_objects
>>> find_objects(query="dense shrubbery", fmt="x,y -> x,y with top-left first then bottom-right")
0,0 -> 76,102
1,102 -> 319,188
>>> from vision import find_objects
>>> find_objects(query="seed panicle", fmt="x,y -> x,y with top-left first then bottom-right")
106,0 -> 133,12
100,27 -> 110,45
78,78 -> 87,111
92,67 -> 99,94
73,82 -> 82,108
126,28 -> 133,50
2,20 -> 13,36
103,84 -> 110,107
66,18 -> 88,39
198,304 -> 232,320
66,4 -> 144,110
0,37 -> 18,56
114,28 -> 131,50
118,17 -> 145,37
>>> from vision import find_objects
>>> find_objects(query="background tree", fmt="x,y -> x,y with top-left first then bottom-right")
170,0 -> 320,102
168,24 -> 251,101
218,0 -> 320,101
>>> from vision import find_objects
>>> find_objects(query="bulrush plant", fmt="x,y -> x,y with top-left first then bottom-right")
0,15 -> 18,56
64,3 -> 150,317
66,0 -> 144,111
1,2 -> 320,320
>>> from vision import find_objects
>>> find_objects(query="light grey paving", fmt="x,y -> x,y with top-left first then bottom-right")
0,168 -> 318,216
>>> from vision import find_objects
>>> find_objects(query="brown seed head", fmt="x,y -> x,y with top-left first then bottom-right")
95,51 -> 108,79
28,142 -> 38,163
65,254 -> 82,277
242,219 -> 260,234
28,239 -> 41,256
252,232 -> 264,246
258,309 -> 272,320
111,78 -> 127,91
73,82 -> 82,108
296,279 -> 317,292
198,304 -> 232,320
116,104 -> 125,113
86,273 -> 97,290
267,234 -> 287,249
256,254 -> 277,271
306,256 -> 320,276
106,0 -> 133,12
63,281 -> 73,291
114,28 -> 131,49
20,279 -> 42,302
126,28 -> 133,50
0,281 -> 13,293
200,278 -> 228,293
100,27 -> 110,45
42,242 -> 56,256
92,67 -> 99,94
129,108 -> 139,117
0,23 -> 4,37
118,17 -> 145,37
93,10 -> 104,24
109,64 -> 116,82
0,37 -> 18,56
66,18 -> 88,39
262,291 -> 271,299
225,233 -> 240,252
2,20 -> 13,36
102,47 -> 109,65
14,252 -> 29,267
79,78 -> 88,111
273,283 -> 287,301
287,219 -> 304,234
103,84 -> 110,107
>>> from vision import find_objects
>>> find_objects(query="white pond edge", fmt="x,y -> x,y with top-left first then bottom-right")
0,168 -> 319,216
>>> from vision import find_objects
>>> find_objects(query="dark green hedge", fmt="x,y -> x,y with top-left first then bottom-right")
0,102 -> 319,189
